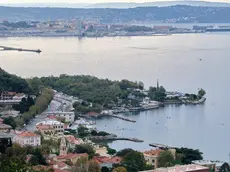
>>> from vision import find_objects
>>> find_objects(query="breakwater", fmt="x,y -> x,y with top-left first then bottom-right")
0,46 -> 41,53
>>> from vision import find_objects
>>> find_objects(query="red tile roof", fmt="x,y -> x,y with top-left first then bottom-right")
18,131 -> 38,137
54,169 -> 69,172
53,162 -> 69,169
56,153 -> 88,160
93,156 -> 121,164
65,135 -> 81,145
144,149 -> 163,156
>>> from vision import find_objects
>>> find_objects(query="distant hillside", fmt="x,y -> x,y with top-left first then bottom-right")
87,1 -> 230,8
1,5 -> 230,23
0,68 -> 31,93
2,1 -> 230,8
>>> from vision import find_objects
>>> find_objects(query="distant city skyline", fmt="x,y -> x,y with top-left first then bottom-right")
0,0 -> 229,4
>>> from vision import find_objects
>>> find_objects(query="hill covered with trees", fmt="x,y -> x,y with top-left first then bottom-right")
0,68 -> 31,93
1,5 -> 230,23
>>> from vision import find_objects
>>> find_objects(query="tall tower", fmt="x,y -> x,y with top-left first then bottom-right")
59,137 -> 67,156
157,79 -> 159,91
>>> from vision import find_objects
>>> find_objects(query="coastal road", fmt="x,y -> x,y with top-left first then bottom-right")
24,100 -> 62,131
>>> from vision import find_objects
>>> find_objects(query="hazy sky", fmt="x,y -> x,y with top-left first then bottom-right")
0,0 -> 229,3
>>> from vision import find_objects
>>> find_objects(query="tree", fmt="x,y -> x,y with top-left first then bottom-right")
28,155 -> 39,165
112,167 -> 127,172
71,159 -> 100,172
74,144 -> 95,159
3,116 -> 16,129
176,148 -> 203,164
88,160 -> 101,172
107,147 -> 117,155
116,148 -> 134,157
219,163 -> 230,172
198,89 -> 206,97
101,166 -> 111,172
122,151 -> 146,172
158,151 -> 174,167
78,125 -> 90,138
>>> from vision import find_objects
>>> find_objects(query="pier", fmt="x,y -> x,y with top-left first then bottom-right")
88,136 -> 143,143
100,114 -> 136,123
149,143 -> 175,149
0,46 -> 41,53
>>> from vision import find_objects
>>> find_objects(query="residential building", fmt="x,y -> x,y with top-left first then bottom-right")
36,120 -> 64,136
13,131 -> 41,147
0,92 -> 16,100
143,149 -> 176,168
192,160 -> 224,172
140,164 -> 210,172
65,135 -> 83,149
46,112 -> 75,123
53,162 -> 70,171
93,156 -> 121,168
144,149 -> 163,168
0,124 -> 12,133
53,153 -> 88,165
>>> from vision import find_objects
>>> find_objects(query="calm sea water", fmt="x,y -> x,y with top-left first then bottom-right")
1,33 -> 230,161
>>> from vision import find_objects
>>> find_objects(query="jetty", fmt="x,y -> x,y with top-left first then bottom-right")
99,114 -> 136,123
89,136 -> 143,143
149,143 -> 175,149
0,46 -> 41,53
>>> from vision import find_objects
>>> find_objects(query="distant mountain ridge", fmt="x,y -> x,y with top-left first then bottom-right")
1,5 -> 230,23
1,1 -> 230,8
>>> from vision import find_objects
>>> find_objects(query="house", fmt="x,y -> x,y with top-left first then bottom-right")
46,112 -> 75,123
54,153 -> 88,165
53,137 -> 88,165
140,164 -> 210,172
0,123 -> 12,133
93,156 -> 121,168
13,131 -> 41,147
143,149 -> 163,168
53,162 -> 70,171
36,120 -> 64,136
0,92 -> 16,100
65,135 -> 83,149
143,149 -> 176,168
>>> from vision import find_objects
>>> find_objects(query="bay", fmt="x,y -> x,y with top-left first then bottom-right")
0,33 -> 230,161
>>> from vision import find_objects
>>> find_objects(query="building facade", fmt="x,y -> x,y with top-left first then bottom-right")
13,131 -> 41,147
36,120 -> 64,136
46,112 -> 75,123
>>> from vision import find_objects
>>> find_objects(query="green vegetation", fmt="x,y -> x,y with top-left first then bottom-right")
71,159 -> 101,172
148,86 -> 166,102
124,25 -> 153,32
3,116 -> 17,129
91,130 -> 110,137
73,144 -> 95,159
14,88 -> 54,127
0,143 -> 49,172
13,96 -> 35,113
175,148 -> 203,164
27,75 -> 143,109
198,88 -> 206,97
158,150 -> 174,167
121,150 -> 150,172
0,68 -> 31,93
219,163 -> 230,172
112,167 -> 127,172
116,148 -> 134,157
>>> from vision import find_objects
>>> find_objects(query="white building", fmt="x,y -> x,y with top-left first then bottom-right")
13,131 -> 41,147
46,112 -> 75,123
36,120 -> 65,136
